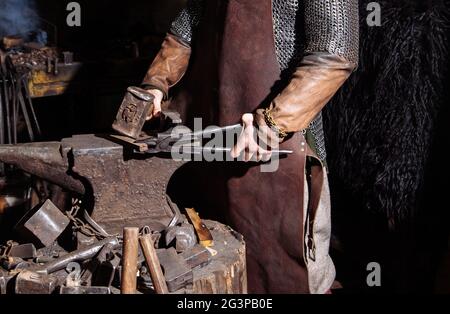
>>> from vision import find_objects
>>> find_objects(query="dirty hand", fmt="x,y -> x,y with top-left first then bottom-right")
145,89 -> 164,120
230,114 -> 276,162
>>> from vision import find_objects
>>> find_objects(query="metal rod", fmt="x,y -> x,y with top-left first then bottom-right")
5,72 -> 12,144
12,73 -> 18,144
7,69 -> 15,144
34,237 -> 120,274
0,70 -> 6,146
188,124 -> 242,138
179,146 -> 293,155
54,57 -> 59,75
17,79 -> 35,142
22,76 -> 41,137
0,70 -> 5,175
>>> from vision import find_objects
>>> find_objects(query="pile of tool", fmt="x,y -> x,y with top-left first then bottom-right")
0,46 -> 42,154
0,197 -> 213,294
7,46 -> 58,72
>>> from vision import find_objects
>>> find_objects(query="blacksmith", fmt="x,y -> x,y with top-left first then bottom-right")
141,0 -> 359,294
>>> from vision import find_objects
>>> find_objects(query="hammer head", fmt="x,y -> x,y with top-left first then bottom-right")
112,86 -> 154,140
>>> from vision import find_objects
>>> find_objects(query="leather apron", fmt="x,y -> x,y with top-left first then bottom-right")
169,0 -> 325,294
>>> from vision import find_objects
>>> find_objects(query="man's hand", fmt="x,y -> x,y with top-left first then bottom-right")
230,113 -> 278,162
145,89 -> 164,121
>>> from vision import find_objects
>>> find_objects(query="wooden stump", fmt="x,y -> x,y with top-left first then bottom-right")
190,220 -> 247,294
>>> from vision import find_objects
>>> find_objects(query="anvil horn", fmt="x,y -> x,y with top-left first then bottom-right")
0,142 -> 85,194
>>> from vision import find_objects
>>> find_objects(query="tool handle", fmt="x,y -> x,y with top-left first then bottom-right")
139,234 -> 169,294
185,208 -> 214,248
121,228 -> 139,294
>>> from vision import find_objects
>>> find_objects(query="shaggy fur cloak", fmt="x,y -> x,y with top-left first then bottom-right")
324,0 -> 450,292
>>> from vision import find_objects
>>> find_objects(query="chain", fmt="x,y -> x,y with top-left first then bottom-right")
66,200 -> 159,242
66,199 -> 110,240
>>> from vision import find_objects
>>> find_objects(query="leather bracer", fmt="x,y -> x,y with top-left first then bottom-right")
142,33 -> 192,100
256,52 -> 356,135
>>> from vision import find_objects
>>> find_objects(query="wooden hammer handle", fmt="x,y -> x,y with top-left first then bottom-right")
121,227 -> 139,294
139,234 -> 169,294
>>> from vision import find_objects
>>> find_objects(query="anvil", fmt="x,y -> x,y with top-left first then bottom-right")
0,134 -> 186,233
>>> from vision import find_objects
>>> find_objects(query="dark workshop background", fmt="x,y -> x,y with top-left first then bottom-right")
29,0 -> 187,140
1,0 -> 450,294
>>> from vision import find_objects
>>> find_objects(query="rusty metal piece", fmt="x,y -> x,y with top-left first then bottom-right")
112,86 -> 155,139
65,262 -> 82,288
60,286 -> 111,294
47,56 -> 52,73
0,270 -> 15,294
0,134 -> 186,233
79,242 -> 114,286
166,195 -> 184,228
15,199 -> 70,248
82,209 -> 110,238
33,237 -> 120,274
181,245 -> 212,270
0,276 -> 6,294
34,256 -> 55,264
7,243 -> 37,259
3,36 -> 24,49
63,52 -> 74,65
1,241 -> 17,257
92,248 -> 120,287
15,270 -> 58,294
1,256 -> 25,270
165,224 -> 197,253
157,248 -> 193,292
109,134 -> 150,152
76,232 -> 97,249
54,57 -> 59,75
164,196 -> 196,252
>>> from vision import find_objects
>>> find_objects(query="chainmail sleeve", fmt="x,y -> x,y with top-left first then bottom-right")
170,0 -> 205,45
304,0 -> 359,65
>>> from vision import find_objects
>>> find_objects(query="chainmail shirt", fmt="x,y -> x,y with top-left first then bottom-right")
170,0 -> 359,161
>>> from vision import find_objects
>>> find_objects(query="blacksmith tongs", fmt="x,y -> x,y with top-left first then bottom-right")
135,123 -> 293,158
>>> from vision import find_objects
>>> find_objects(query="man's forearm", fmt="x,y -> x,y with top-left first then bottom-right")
256,0 -> 359,137
141,33 -> 192,100
256,53 -> 356,134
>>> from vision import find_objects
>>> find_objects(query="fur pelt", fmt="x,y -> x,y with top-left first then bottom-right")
324,0 -> 450,226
